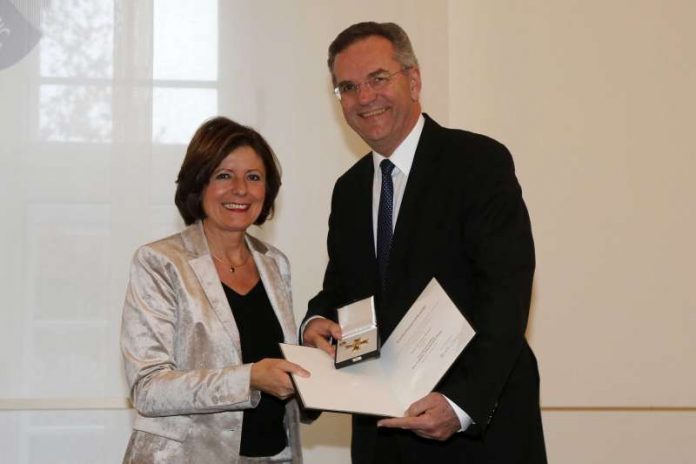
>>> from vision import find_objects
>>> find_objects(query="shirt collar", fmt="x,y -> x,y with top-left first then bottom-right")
372,114 -> 425,176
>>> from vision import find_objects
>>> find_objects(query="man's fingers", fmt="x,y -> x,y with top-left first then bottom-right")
304,319 -> 341,339
378,397 -> 440,428
377,416 -> 423,430
378,393 -> 459,441
314,335 -> 336,356
405,400 -> 427,417
405,393 -> 439,416
328,322 -> 342,340
302,318 -> 341,356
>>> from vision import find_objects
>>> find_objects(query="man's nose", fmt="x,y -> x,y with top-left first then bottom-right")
356,83 -> 377,104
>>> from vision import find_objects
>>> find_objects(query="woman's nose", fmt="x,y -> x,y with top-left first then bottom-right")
231,177 -> 247,194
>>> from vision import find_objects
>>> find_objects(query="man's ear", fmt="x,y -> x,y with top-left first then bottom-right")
409,67 -> 422,100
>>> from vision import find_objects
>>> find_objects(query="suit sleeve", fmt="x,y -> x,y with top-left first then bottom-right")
120,247 -> 260,417
303,182 -> 346,324
438,142 -> 535,435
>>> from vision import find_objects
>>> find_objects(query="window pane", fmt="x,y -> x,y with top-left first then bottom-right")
152,87 -> 217,144
40,0 -> 114,78
153,0 -> 217,81
39,85 -> 112,143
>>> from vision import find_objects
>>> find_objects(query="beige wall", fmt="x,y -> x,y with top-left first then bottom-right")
1,1 -> 694,462
449,1 -> 696,462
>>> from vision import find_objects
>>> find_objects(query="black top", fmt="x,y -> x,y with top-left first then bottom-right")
222,280 -> 287,457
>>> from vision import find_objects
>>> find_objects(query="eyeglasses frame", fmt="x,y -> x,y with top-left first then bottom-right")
333,66 -> 413,101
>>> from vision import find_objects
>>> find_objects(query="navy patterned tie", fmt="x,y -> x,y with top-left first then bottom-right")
377,159 -> 396,289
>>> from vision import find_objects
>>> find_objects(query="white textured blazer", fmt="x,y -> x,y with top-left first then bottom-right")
120,221 -> 302,464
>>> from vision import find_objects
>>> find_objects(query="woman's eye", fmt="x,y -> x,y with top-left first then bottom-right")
247,173 -> 262,181
214,172 -> 230,180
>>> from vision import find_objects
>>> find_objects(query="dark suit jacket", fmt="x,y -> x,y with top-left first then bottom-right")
304,115 -> 546,463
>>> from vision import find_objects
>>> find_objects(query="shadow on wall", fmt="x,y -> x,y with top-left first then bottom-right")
301,412 -> 351,449
527,281 -> 539,342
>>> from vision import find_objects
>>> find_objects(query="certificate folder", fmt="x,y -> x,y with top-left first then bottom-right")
281,278 -> 475,418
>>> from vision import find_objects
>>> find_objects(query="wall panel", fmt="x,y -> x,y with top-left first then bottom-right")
449,0 -> 696,460
3,0 -> 692,462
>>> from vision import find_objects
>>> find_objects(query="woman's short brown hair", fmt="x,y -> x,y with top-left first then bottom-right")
174,117 -> 281,226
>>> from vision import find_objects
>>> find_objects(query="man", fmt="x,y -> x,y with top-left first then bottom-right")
302,22 -> 546,463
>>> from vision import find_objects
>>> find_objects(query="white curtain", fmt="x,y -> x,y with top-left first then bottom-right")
0,1 -> 220,461
0,1 -> 451,461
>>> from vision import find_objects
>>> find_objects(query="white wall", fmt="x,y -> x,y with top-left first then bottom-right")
449,1 -> 696,462
1,1 -> 693,463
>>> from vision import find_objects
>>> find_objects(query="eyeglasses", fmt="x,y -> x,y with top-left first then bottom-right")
333,67 -> 412,101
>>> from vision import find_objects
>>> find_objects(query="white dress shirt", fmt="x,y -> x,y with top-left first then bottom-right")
370,115 -> 422,252
304,114 -> 472,432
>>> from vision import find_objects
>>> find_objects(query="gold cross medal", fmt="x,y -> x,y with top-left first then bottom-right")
334,296 -> 381,368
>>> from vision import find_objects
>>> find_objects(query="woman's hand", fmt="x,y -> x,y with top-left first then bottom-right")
250,358 -> 310,400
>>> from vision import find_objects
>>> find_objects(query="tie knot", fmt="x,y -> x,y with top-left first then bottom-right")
380,159 -> 395,177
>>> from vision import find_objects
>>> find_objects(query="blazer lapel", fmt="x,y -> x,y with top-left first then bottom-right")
183,222 -> 242,349
355,155 -> 378,261
248,236 -> 298,344
390,115 -> 445,259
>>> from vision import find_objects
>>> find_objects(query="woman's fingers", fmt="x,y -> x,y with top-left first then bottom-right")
251,358 -> 310,399
279,360 -> 310,378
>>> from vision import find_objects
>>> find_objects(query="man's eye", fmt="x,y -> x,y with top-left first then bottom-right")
370,76 -> 389,87
340,82 -> 358,93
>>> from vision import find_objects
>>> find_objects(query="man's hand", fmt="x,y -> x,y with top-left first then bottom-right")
302,318 -> 342,356
250,358 -> 309,400
377,393 -> 460,441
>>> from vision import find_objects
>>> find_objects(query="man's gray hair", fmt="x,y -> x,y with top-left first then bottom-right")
328,22 -> 419,84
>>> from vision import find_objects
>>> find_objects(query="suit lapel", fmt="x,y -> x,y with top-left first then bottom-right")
380,116 -> 446,334
389,116 -> 444,277
354,155 -> 378,261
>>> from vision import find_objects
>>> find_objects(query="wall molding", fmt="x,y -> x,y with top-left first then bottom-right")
543,406 -> 696,412
0,399 -> 694,412
0,398 -> 131,410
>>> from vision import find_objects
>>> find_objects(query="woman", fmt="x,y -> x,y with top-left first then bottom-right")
121,117 -> 308,464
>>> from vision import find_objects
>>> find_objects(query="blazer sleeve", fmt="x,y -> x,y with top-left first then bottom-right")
438,142 -> 535,433
304,182 -> 345,323
304,155 -> 375,330
120,246 -> 260,417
